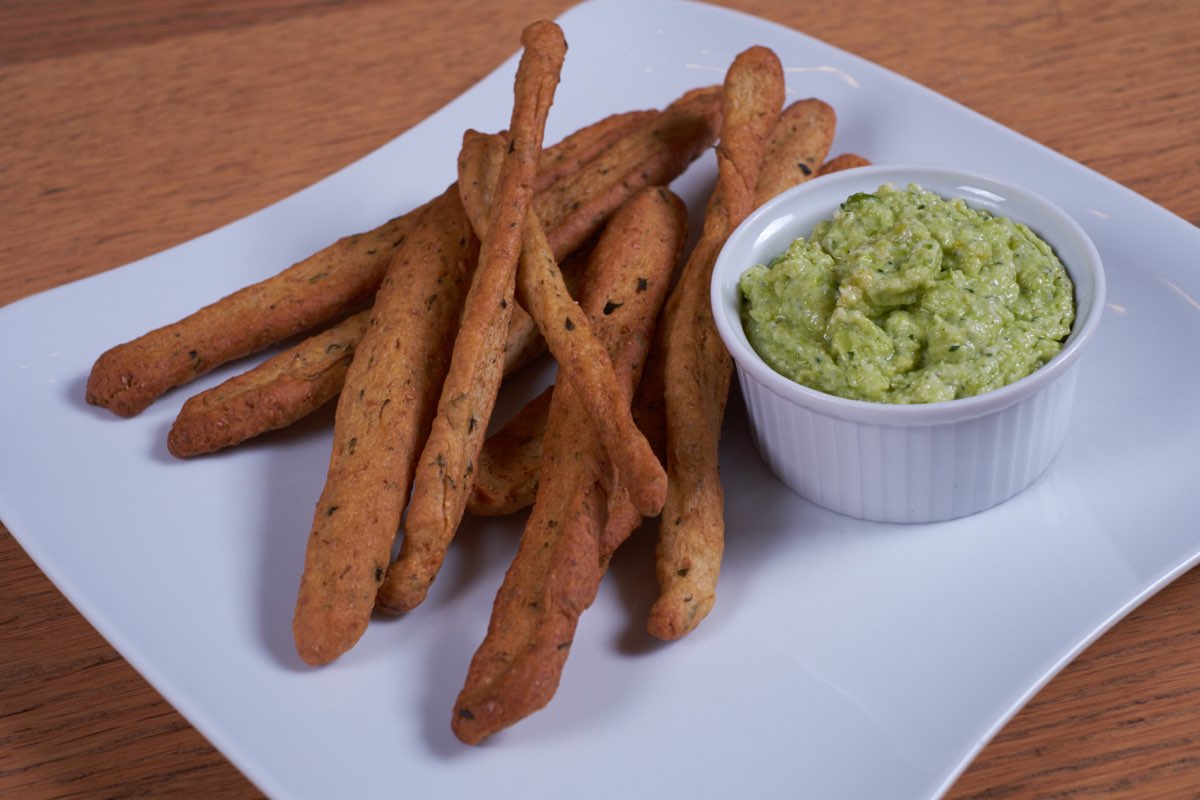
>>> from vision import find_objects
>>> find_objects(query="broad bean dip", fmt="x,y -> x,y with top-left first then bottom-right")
738,183 -> 1075,403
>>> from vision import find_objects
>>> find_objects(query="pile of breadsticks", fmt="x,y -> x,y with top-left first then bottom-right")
85,19 -> 868,744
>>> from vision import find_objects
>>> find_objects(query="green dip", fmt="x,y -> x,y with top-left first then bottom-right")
739,183 -> 1075,403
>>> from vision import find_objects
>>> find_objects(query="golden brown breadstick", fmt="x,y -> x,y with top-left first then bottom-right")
515,211 -> 667,516
648,46 -> 784,642
290,185 -> 479,666
630,299 -> 671,467
501,246 -> 589,376
753,98 -> 836,206
454,383 -> 601,746
376,20 -> 566,616
630,98 -> 834,465
468,90 -> 733,518
503,108 -> 655,377
469,91 -> 715,379
166,310 -> 370,457
455,131 -> 667,518
86,209 -> 423,418
165,299 -> 549,459
453,185 -> 687,744
496,85 -> 719,378
535,85 -> 721,259
533,109 -> 656,192
84,108 -> 663,419
466,386 -> 553,517
818,153 -> 872,175
165,98 -> 714,453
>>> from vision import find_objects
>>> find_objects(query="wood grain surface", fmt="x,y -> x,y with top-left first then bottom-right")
2,1 -> 1198,797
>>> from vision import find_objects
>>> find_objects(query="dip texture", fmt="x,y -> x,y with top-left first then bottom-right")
738,183 -> 1076,403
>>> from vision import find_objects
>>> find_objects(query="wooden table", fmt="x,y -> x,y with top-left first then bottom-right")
2,1 -> 1197,796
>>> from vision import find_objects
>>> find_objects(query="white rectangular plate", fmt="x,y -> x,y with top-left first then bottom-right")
2,1 -> 1198,798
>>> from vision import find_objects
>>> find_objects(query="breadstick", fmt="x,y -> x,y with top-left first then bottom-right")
533,109 -> 655,192
466,88 -> 730,518
291,184 -> 479,666
453,185 -> 686,744
455,131 -> 667,517
84,108 -> 659,419
167,310 -> 370,457
515,210 -> 668,515
164,288 -> 574,458
466,386 -> 552,517
492,86 -> 718,372
535,85 -> 721,259
648,46 -> 784,641
501,246 -> 589,376
165,98 -> 713,454
375,20 -> 566,616
629,98 -> 835,464
819,153 -> 872,175
86,209 -> 422,418
753,98 -> 835,206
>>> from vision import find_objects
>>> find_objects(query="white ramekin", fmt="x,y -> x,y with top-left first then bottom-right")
711,164 -> 1106,523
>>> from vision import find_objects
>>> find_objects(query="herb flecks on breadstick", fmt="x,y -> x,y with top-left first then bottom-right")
453,185 -> 687,744
291,186 -> 479,666
85,109 -> 658,420
86,210 -> 422,418
648,46 -> 785,642
167,310 -> 370,457
455,132 -> 667,518
376,20 -> 567,615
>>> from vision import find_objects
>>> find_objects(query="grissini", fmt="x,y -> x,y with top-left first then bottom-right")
453,185 -> 687,744
85,108 -> 660,419
375,20 -> 567,616
292,185 -> 479,666
648,46 -> 785,641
